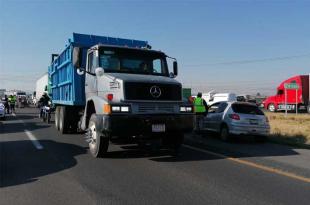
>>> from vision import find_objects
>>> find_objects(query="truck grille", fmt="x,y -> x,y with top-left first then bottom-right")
124,82 -> 182,101
138,104 -> 175,113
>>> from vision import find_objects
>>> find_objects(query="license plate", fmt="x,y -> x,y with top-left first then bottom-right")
152,124 -> 165,132
250,119 -> 258,125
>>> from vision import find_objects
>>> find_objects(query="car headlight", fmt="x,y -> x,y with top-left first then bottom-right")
180,106 -> 193,113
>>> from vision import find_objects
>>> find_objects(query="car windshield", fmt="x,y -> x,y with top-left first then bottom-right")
98,47 -> 168,76
232,104 -> 264,115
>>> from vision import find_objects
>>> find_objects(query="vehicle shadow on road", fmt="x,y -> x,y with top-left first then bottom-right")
104,144 -> 222,162
0,140 -> 87,188
184,132 -> 302,159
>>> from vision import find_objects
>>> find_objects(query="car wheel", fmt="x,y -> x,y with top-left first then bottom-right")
220,125 -> 230,142
88,114 -> 109,158
268,104 -> 276,112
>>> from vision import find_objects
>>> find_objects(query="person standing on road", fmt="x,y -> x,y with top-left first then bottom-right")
193,92 -> 208,133
8,95 -> 16,113
3,95 -> 10,114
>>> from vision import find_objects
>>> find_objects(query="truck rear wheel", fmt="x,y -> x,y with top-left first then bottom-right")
55,106 -> 60,130
59,106 -> 68,134
88,114 -> 109,158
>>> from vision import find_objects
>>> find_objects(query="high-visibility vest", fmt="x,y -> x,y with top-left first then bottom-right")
8,96 -> 16,104
193,97 -> 206,113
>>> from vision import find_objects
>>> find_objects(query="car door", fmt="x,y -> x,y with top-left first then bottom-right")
85,51 -> 98,99
212,102 -> 228,132
204,102 -> 221,131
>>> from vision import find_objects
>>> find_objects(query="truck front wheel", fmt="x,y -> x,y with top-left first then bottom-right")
88,114 -> 109,158
268,104 -> 276,112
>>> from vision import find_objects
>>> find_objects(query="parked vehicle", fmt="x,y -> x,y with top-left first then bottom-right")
35,73 -> 48,107
0,102 -> 5,120
201,101 -> 270,142
16,91 -> 27,108
49,33 -> 194,157
202,91 -> 237,105
262,75 -> 310,113
236,94 -> 257,105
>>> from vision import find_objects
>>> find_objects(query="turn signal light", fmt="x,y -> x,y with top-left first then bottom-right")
229,114 -> 240,120
107,94 -> 113,101
103,104 -> 111,114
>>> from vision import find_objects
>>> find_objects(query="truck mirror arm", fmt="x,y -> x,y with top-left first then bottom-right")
77,67 -> 96,76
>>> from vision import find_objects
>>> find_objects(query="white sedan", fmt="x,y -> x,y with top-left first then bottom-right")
202,101 -> 270,142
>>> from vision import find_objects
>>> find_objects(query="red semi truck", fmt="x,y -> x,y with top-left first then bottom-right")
262,75 -> 310,113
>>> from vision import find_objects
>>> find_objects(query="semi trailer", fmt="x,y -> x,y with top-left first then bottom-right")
49,33 -> 194,157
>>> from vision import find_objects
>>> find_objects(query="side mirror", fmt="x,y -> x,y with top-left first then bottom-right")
173,61 -> 178,76
73,47 -> 81,68
95,67 -> 105,77
77,68 -> 85,76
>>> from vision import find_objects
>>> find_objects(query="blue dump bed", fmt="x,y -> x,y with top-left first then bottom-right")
49,33 -> 148,106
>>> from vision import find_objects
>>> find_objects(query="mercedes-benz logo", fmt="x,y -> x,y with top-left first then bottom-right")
150,85 -> 161,98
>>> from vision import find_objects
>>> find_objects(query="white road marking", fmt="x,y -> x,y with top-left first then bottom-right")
25,129 -> 44,150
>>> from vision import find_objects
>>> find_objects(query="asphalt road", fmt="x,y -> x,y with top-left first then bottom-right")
1,108 -> 310,205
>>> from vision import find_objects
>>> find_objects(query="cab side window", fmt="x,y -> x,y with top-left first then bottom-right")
88,52 -> 97,73
88,52 -> 94,72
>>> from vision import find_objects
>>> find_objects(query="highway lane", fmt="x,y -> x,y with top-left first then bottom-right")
1,108 -> 310,205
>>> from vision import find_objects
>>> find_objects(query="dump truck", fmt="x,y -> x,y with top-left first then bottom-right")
49,33 -> 194,157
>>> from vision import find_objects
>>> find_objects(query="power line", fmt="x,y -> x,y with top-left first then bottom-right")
184,54 -> 310,67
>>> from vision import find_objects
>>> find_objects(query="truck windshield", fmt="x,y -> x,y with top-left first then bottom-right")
99,47 -> 169,76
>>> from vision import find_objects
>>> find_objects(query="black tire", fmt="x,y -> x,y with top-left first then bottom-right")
55,106 -> 60,130
255,135 -> 267,143
268,103 -> 276,112
220,124 -> 230,142
88,114 -> 109,158
59,106 -> 68,134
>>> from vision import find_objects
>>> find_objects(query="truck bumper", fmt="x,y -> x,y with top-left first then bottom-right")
100,114 -> 194,136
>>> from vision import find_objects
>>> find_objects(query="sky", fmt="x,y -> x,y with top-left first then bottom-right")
0,0 -> 309,95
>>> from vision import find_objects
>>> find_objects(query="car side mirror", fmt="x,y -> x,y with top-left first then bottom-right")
73,47 -> 81,68
173,61 -> 178,76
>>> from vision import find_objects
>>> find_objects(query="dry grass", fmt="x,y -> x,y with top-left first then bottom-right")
265,112 -> 310,147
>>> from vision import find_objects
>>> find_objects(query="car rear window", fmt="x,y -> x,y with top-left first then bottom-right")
232,104 -> 264,115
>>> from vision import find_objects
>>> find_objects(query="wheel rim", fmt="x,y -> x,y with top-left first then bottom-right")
89,123 -> 97,151
268,104 -> 275,112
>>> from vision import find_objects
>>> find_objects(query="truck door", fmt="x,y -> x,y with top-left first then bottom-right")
85,51 -> 98,99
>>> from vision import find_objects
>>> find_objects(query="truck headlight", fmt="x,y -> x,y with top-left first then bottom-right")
111,105 -> 130,113
180,106 -> 193,113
